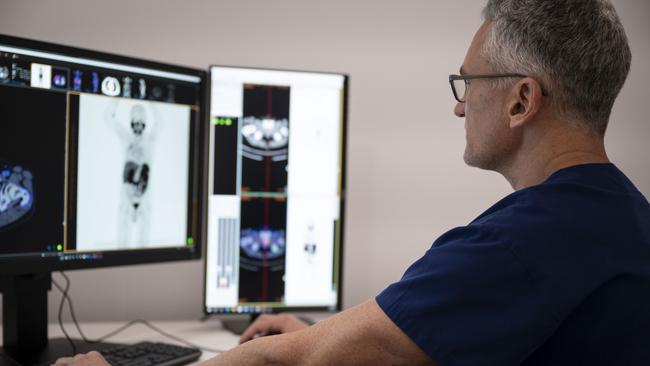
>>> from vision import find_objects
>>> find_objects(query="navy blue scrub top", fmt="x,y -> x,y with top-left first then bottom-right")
376,164 -> 650,366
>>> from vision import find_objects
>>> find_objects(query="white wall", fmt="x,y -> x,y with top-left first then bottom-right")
0,0 -> 648,323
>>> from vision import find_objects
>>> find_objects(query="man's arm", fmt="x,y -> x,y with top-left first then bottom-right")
103,98 -> 129,141
202,299 -> 434,366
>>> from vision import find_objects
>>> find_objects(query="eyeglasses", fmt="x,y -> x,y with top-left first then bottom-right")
449,73 -> 530,103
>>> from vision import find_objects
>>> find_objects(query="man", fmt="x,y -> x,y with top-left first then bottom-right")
56,0 -> 649,365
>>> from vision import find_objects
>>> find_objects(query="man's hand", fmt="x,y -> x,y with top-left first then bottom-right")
52,351 -> 110,366
239,313 -> 309,343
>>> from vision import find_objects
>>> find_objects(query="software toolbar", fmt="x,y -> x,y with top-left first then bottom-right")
0,48 -> 199,105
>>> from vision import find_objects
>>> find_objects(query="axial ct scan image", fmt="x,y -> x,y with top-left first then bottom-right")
0,85 -> 66,254
0,163 -> 34,230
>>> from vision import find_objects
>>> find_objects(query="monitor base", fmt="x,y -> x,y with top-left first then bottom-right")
221,314 -> 260,335
220,314 -> 316,335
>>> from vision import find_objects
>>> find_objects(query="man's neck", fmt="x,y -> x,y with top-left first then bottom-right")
501,126 -> 610,190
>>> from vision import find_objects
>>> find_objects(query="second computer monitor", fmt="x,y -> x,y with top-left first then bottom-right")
205,66 -> 347,315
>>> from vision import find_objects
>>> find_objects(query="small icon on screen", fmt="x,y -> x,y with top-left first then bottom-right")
101,76 -> 121,96
53,74 -> 66,87
122,76 -> 133,98
30,63 -> 52,89
72,70 -> 82,91
138,79 -> 146,98
91,72 -> 100,93
166,84 -> 175,102
152,86 -> 162,99
51,67 -> 69,89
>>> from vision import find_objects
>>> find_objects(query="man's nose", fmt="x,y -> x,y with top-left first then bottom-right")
454,102 -> 465,118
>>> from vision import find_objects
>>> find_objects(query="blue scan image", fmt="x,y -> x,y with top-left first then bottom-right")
0,162 -> 34,229
240,228 -> 286,260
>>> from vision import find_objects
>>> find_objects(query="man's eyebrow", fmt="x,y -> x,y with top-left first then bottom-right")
459,66 -> 466,75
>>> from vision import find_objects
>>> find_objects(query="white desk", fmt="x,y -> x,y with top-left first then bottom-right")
47,319 -> 238,362
2,314 -> 330,364
0,319 -> 236,364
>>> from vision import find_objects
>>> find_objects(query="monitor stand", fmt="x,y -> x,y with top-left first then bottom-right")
221,314 -> 260,335
220,313 -> 315,335
0,273 -> 124,366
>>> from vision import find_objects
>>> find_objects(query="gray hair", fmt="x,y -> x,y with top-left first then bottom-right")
482,0 -> 631,135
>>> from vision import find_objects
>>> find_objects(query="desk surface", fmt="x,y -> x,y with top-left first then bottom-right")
0,319 -> 236,364
2,314 -> 330,364
49,320 -> 239,362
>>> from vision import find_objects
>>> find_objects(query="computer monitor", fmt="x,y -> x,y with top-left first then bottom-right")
204,65 -> 347,332
0,34 -> 207,363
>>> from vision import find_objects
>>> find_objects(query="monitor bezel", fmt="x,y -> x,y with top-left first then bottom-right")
0,34 -> 208,275
203,64 -> 348,315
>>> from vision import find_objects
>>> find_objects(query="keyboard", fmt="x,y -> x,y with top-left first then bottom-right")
99,342 -> 201,366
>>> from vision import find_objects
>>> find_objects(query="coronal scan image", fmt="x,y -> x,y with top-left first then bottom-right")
114,103 -> 153,245
0,163 -> 34,230
241,84 -> 290,192
108,99 -> 158,246
76,95 -> 190,251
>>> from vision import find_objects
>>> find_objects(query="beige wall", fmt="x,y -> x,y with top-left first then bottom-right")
0,0 -> 648,322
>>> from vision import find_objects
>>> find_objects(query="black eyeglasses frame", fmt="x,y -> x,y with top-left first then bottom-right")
448,73 -> 547,103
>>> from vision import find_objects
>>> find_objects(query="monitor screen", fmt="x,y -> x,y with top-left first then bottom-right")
205,66 -> 347,314
0,34 -> 206,274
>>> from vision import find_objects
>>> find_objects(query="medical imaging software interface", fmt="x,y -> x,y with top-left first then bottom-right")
0,42 -> 202,259
205,67 -> 345,313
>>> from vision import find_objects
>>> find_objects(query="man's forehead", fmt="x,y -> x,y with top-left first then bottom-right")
472,21 -> 493,49
461,21 -> 493,74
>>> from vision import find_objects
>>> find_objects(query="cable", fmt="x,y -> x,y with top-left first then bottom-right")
52,272 -> 226,354
52,273 -> 225,353
52,273 -> 95,343
103,319 -> 227,354
55,272 -> 77,355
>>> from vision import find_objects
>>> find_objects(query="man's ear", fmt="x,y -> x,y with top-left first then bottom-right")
506,77 -> 544,129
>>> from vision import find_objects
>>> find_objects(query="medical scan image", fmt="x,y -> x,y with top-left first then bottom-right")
237,84 -> 291,303
0,85 -> 66,254
107,100 -> 158,246
75,95 -> 191,251
240,84 -> 290,192
0,163 -> 34,230
240,227 -> 286,260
